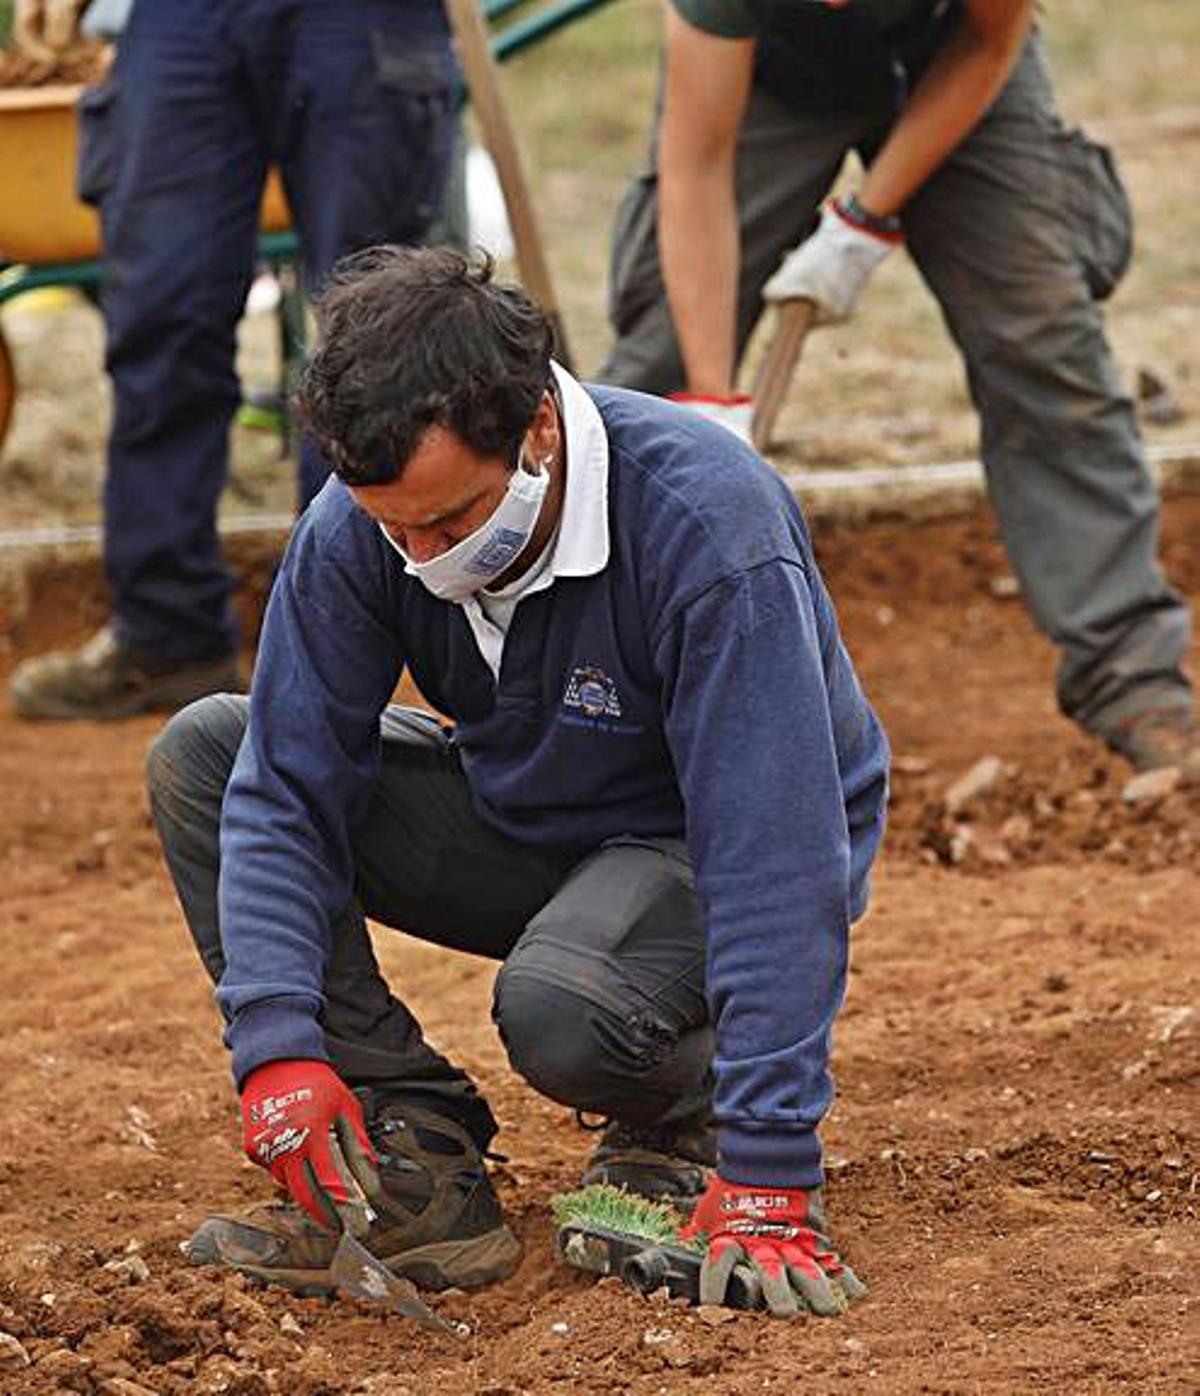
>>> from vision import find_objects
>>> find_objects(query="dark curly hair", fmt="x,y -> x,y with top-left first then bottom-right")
296,246 -> 554,485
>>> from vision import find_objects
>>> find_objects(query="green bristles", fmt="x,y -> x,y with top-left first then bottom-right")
551,1183 -> 704,1252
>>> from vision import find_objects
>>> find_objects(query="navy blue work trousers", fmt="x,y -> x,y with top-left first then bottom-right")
84,0 -> 456,662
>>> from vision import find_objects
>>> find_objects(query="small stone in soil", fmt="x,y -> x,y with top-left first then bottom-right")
98,1379 -> 159,1396
0,1332 -> 31,1368
1121,767 -> 1181,806
943,756 -> 1004,815
36,1348 -> 92,1381
696,1306 -> 736,1326
103,1254 -> 150,1284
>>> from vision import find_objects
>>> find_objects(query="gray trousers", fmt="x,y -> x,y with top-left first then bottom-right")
600,35 -> 1193,738
146,695 -> 712,1149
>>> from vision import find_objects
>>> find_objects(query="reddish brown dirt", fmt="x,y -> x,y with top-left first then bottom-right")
0,498 -> 1197,1394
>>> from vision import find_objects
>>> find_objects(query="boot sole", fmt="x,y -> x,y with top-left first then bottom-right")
10,658 -> 242,721
189,1223 -> 522,1297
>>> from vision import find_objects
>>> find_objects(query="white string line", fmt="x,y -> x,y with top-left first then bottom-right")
1,441 -> 1198,553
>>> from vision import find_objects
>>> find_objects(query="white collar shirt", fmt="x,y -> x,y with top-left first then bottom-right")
461,361 -> 610,679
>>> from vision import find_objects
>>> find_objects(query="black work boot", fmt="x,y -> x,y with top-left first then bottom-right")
9,625 -> 242,721
580,1112 -> 716,1209
185,1098 -> 520,1295
1106,705 -> 1200,784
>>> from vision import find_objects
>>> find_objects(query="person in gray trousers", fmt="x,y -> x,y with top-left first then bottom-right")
600,0 -> 1198,781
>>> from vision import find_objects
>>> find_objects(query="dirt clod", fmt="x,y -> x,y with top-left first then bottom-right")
99,1378 -> 160,1396
943,756 -> 1007,815
104,1254 -> 152,1285
35,1346 -> 93,1390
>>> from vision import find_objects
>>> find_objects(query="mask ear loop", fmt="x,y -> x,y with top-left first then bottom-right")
528,382 -> 561,475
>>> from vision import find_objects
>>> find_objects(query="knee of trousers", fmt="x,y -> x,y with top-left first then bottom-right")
145,693 -> 246,822
492,965 -> 684,1117
492,967 -> 594,1106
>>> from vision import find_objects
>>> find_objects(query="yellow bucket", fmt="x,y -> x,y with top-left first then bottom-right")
0,84 -> 291,265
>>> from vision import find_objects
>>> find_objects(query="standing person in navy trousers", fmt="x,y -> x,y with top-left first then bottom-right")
10,0 -> 458,719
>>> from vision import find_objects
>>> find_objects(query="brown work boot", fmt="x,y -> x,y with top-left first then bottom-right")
580,1113 -> 716,1209
184,1099 -> 520,1295
1106,706 -> 1200,784
9,625 -> 241,720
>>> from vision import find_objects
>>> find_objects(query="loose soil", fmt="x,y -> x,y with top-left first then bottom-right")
0,497 -> 1196,1394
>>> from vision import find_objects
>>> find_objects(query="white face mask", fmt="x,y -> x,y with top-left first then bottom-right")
379,456 -> 551,603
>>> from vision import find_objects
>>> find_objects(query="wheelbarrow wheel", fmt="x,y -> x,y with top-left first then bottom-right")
0,323 -> 14,455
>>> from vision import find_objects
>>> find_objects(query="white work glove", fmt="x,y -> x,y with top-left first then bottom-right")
13,0 -> 88,60
669,393 -> 754,446
763,198 -> 903,325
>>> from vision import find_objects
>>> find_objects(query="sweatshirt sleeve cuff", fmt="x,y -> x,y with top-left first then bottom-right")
224,997 -> 329,1089
717,1122 -> 824,1190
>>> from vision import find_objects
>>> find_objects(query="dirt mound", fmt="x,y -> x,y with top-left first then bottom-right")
814,495 -> 1200,873
889,751 -> 1200,872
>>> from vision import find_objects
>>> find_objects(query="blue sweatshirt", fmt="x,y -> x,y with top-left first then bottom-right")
217,386 -> 889,1188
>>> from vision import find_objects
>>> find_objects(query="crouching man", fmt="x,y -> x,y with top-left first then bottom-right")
147,246 -> 888,1318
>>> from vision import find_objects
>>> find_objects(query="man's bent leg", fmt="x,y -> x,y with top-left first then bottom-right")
147,697 -> 511,1139
147,696 -> 547,1290
905,35 -> 1194,747
493,837 -> 715,1202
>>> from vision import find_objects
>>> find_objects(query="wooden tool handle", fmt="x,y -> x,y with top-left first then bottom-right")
443,0 -> 574,372
750,298 -> 817,452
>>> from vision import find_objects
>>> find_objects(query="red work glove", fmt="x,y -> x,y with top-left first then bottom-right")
240,1059 -> 380,1233
680,1175 -> 867,1318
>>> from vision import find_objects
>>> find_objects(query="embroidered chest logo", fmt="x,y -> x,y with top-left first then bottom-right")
563,665 -> 622,719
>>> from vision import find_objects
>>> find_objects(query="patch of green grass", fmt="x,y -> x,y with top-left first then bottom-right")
551,1183 -> 704,1250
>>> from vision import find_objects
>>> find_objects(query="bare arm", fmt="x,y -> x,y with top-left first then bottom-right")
658,6 -> 755,397
860,0 -> 1034,217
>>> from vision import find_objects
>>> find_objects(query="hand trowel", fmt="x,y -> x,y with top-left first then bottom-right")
328,1199 -> 462,1337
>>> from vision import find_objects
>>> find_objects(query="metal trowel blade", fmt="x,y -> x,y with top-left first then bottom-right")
329,1230 -> 459,1336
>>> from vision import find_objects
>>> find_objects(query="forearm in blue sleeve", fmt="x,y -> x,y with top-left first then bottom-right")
216,525 -> 404,1083
657,560 -> 854,1188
